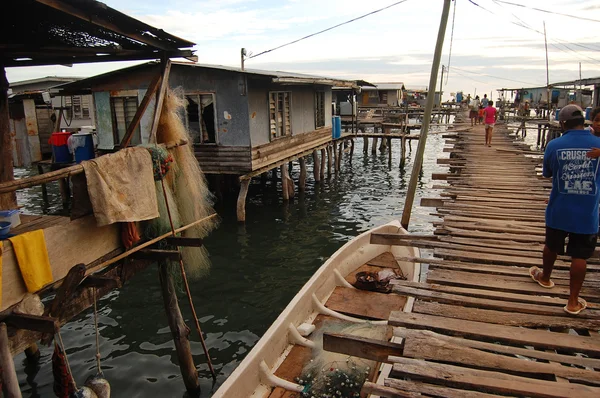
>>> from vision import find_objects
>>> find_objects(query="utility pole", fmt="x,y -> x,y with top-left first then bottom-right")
241,48 -> 246,71
579,62 -> 582,106
401,0 -> 452,229
543,22 -> 550,120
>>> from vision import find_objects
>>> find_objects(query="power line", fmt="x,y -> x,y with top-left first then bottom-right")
445,0 -> 457,85
493,0 -> 600,24
247,0 -> 410,60
451,66 -> 540,86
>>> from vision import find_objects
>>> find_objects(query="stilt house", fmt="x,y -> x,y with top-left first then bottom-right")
59,62 -> 358,175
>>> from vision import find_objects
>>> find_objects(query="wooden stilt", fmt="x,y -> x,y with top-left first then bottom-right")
0,66 -> 16,209
350,138 -> 355,160
312,150 -> 320,183
24,343 -> 41,363
280,164 -> 289,201
372,137 -> 378,154
363,136 -> 369,154
37,163 -> 48,205
380,133 -> 387,151
158,263 -> 201,396
236,179 -> 250,222
537,124 -> 542,146
272,167 -> 279,185
287,162 -> 295,198
327,145 -> 333,179
387,137 -> 392,168
320,148 -> 326,181
260,172 -> 267,188
400,135 -> 407,168
0,323 -> 22,398
299,158 -> 306,192
288,160 -> 293,177
57,177 -> 70,209
333,141 -> 338,173
337,141 -> 343,171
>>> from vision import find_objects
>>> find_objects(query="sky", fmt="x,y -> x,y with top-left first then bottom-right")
6,0 -> 600,100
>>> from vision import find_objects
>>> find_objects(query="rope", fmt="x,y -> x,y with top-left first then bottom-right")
93,288 -> 102,375
55,327 -> 77,391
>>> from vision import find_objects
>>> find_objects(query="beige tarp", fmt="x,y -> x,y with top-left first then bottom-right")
82,147 -> 159,227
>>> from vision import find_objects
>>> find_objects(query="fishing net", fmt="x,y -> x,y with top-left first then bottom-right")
298,321 -> 387,398
154,88 -> 219,279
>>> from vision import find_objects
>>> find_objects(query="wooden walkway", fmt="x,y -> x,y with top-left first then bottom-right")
366,117 -> 600,397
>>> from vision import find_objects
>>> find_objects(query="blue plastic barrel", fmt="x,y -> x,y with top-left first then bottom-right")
72,133 -> 95,163
50,132 -> 72,163
586,107 -> 593,121
555,109 -> 560,121
334,116 -> 342,139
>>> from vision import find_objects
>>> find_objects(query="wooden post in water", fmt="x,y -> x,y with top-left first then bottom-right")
299,158 -> 307,192
337,141 -> 343,171
280,164 -> 289,201
387,137 -> 392,168
312,150 -> 320,183
237,179 -> 250,222
0,66 -> 16,210
363,136 -> 369,153
0,323 -> 22,397
332,141 -> 338,173
158,264 -> 200,395
400,135 -> 407,168
327,145 -> 333,178
401,0 -> 451,229
320,148 -> 326,181
286,163 -> 295,198
371,137 -> 377,154
350,138 -> 355,161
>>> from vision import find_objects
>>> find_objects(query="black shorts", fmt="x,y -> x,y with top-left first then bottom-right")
545,226 -> 597,259
469,110 -> 478,118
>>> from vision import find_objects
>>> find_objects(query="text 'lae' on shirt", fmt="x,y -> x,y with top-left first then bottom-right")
543,129 -> 600,234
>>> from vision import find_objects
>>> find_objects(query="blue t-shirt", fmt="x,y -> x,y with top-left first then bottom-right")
543,130 -> 600,234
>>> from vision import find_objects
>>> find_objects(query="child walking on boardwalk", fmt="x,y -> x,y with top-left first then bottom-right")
531,105 -> 600,315
477,105 -> 484,125
483,101 -> 497,146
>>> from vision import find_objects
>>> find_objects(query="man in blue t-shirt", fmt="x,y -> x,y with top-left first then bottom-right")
530,104 -> 600,315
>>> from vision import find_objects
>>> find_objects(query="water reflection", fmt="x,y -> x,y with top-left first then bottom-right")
15,129 -> 450,397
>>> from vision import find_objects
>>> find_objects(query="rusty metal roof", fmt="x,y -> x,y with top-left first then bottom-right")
1,0 -> 195,67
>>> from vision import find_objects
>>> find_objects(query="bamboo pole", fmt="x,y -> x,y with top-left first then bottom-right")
401,0 -> 452,229
148,59 -> 172,144
0,139 -> 187,194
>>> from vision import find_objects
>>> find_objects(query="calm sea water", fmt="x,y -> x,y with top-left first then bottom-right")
14,126 -> 451,397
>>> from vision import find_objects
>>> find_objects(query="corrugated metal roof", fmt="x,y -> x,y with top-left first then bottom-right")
361,82 -> 405,91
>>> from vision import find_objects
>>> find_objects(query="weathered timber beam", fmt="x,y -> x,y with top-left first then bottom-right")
131,249 -> 181,262
370,233 -> 438,245
322,332 -> 402,363
148,59 -> 172,144
2,314 -> 58,334
420,198 -> 445,207
80,275 -> 122,290
165,236 -> 204,247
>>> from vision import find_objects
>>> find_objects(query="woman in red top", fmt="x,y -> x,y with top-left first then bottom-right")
483,101 -> 498,147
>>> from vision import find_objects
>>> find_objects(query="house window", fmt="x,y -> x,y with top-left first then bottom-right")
64,95 -> 91,120
110,96 -> 140,145
185,93 -> 216,144
315,91 -> 325,128
269,91 -> 291,139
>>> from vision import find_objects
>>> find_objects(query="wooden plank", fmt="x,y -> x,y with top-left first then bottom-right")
0,215 -> 121,312
427,268 -> 600,300
440,221 -> 546,235
395,328 -> 600,370
389,312 -> 600,356
420,198 -> 444,207
391,283 -> 600,318
403,334 -> 600,385
361,381 -> 418,398
325,286 -> 406,320
389,357 -> 600,398
413,300 -> 600,330
322,332 -> 402,363
440,227 -> 546,243
382,379 -> 502,398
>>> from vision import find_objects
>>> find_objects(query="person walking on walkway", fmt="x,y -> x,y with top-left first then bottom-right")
469,95 -> 480,126
530,105 -> 600,315
483,101 -> 497,146
481,94 -> 489,108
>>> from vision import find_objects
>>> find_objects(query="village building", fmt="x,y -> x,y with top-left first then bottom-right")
59,61 -> 358,219
9,77 -> 95,166
359,82 -> 405,107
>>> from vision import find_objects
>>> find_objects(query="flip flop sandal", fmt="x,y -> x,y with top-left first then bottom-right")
564,298 -> 588,315
529,266 -> 554,288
